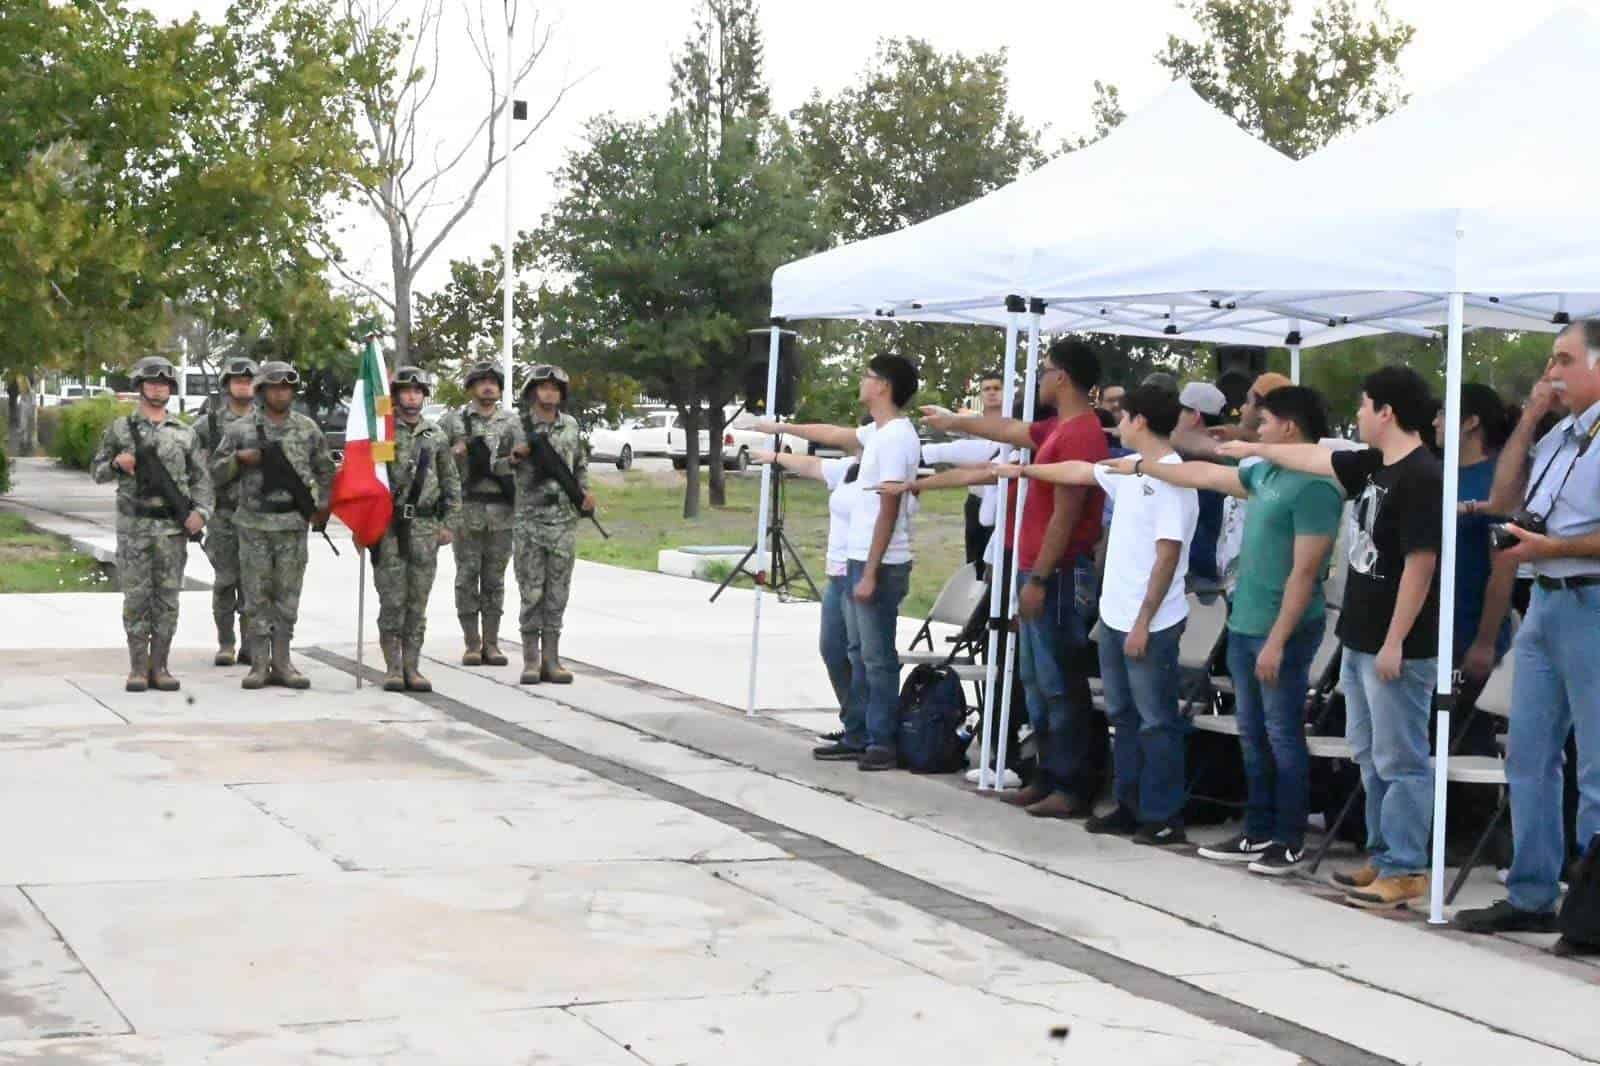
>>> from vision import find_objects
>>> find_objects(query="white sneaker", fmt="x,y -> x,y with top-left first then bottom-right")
965,767 -> 1022,789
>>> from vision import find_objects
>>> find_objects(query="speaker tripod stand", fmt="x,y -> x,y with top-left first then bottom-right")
710,469 -> 819,604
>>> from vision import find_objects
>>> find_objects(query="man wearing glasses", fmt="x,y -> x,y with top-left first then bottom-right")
500,364 -> 595,685
194,356 -> 259,667
213,361 -> 336,690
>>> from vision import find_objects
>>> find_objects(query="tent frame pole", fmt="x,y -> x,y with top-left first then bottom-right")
992,298 -> 1045,784
745,321 -> 784,716
976,297 -> 1026,789
1429,291 -> 1466,924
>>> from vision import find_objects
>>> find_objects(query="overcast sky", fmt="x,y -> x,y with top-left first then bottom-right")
133,0 -> 1594,304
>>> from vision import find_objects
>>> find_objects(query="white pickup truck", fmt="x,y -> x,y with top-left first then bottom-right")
667,407 -> 792,471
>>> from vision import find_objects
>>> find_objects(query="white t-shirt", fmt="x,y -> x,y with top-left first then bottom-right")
922,438 -> 1001,501
822,457 -> 863,578
1093,453 -> 1199,632
848,418 -> 921,564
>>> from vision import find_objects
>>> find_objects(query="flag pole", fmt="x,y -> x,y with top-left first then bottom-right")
356,547 -> 366,690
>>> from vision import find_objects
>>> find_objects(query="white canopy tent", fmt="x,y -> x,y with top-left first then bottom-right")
751,82 -> 1409,821
757,5 -> 1600,926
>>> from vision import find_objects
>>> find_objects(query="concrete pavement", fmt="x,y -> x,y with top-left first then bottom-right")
0,457 -> 1597,1065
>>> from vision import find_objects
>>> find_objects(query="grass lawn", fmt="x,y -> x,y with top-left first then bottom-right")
0,512 -> 112,593
578,469 -> 969,618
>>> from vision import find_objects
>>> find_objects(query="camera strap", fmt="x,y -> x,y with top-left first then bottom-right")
1524,415 -> 1600,519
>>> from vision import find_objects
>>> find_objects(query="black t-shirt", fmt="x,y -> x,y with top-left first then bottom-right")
1331,446 -> 1443,658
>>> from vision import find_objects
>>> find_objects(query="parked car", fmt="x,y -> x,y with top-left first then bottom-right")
667,407 -> 792,471
588,410 -> 675,470
56,384 -> 114,406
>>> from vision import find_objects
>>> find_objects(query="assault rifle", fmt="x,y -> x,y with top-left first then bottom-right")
127,418 -> 202,542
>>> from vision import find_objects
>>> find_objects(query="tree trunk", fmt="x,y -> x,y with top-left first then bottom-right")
388,206 -> 412,366
6,374 -> 38,458
707,399 -> 727,507
681,402 -> 701,519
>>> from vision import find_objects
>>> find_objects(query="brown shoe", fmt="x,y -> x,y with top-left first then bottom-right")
268,630 -> 310,690
380,635 -> 405,692
480,612 -> 509,666
1025,793 -> 1092,820
997,784 -> 1049,807
1332,862 -> 1379,889
519,631 -> 542,685
1345,873 -> 1428,910
125,636 -> 150,693
540,631 -> 573,685
459,614 -> 482,666
402,643 -> 432,693
241,636 -> 270,690
148,633 -> 180,692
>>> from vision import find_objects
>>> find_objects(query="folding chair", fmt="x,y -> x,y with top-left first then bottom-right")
1443,655 -> 1516,904
900,563 -> 988,667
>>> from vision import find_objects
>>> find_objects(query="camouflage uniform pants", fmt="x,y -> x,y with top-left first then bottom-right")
374,520 -> 442,646
452,527 -> 513,618
203,510 -> 241,630
514,522 -> 577,636
117,529 -> 188,641
237,527 -> 309,641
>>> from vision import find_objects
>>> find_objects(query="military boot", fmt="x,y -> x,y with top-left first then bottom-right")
403,642 -> 432,693
148,632 -> 181,691
480,611 -> 508,666
214,612 -> 236,666
236,614 -> 253,665
459,614 -> 482,666
381,635 -> 405,691
519,631 -> 542,685
125,636 -> 150,693
269,630 -> 310,690
540,630 -> 574,685
241,635 -> 271,689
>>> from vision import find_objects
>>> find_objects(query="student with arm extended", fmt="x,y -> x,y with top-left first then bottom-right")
1223,367 -> 1442,910
1111,387 -> 1341,874
1002,384 -> 1198,845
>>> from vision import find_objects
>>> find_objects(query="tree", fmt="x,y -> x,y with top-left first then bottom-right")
793,38 -> 1045,404
1155,0 -> 1414,159
534,0 -> 823,517
331,0 -> 575,367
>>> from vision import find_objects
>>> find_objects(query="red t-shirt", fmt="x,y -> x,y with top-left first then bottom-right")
1016,411 -> 1107,572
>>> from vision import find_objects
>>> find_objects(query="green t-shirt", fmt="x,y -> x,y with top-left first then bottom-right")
1228,461 -> 1344,637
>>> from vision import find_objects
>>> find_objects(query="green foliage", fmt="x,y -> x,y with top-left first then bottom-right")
793,38 -> 1044,401
0,441 -> 10,494
50,397 -> 130,471
1155,0 -> 1415,159
0,513 -> 110,593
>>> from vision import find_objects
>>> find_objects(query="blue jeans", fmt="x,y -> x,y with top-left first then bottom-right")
1017,560 -> 1097,800
820,575 -> 853,722
1340,648 -> 1435,877
1506,585 -> 1600,912
1226,615 -> 1326,849
842,560 -> 911,752
1098,619 -> 1186,824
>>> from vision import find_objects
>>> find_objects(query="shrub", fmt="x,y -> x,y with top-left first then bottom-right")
0,442 -> 9,494
51,397 -> 131,471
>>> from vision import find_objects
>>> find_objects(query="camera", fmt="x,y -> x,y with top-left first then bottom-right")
1490,510 -> 1547,552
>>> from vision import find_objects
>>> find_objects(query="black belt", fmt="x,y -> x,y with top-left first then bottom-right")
395,502 -> 446,520
120,499 -> 175,519
1535,574 -> 1600,591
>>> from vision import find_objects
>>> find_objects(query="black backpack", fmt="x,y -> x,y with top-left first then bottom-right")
1558,833 -> 1600,949
897,664 -> 970,774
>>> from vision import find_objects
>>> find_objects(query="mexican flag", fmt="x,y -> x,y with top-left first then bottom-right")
330,336 -> 394,548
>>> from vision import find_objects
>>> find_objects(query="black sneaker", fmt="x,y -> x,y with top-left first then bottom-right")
1248,843 -> 1306,876
1453,898 -> 1559,934
857,747 -> 897,772
813,742 -> 866,761
817,729 -> 845,743
1085,806 -> 1139,836
1134,821 -> 1188,847
1197,833 -> 1270,864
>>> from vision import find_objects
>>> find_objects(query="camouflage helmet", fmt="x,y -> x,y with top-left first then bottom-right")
130,355 -> 179,388
390,365 -> 434,396
219,355 -> 259,385
520,363 -> 569,405
253,361 -> 301,391
463,361 -> 505,391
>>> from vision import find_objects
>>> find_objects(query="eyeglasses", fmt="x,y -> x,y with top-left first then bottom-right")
260,369 -> 300,386
224,359 -> 255,376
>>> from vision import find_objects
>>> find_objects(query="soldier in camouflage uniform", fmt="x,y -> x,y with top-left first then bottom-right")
212,361 -> 336,690
192,355 -> 258,666
91,356 -> 214,692
373,366 -> 461,692
438,361 -> 517,667
498,363 -> 593,685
